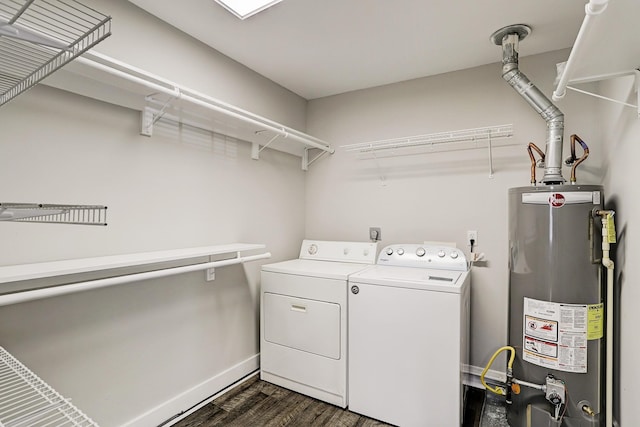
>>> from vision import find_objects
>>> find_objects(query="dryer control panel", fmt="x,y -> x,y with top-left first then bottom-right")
377,244 -> 468,271
299,240 -> 378,264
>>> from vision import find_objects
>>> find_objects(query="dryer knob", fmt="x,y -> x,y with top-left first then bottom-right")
386,248 -> 394,255
397,248 -> 405,255
416,247 -> 426,257
308,244 -> 318,255
438,250 -> 446,258
450,251 -> 459,259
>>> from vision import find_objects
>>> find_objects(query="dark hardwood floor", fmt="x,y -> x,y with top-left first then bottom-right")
170,374 -> 488,427
171,375 -> 393,427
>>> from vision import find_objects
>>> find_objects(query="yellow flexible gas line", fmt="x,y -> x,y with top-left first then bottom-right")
481,346 -> 516,395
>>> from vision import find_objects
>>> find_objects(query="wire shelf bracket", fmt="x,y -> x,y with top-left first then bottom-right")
560,69 -> 640,119
140,95 -> 179,136
251,130 -> 284,161
302,146 -> 330,171
0,203 -> 107,226
0,0 -> 112,107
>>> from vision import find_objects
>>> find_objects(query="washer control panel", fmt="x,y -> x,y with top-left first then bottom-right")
299,240 -> 378,264
377,244 -> 467,271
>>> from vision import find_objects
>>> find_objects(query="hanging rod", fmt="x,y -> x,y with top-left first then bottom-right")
74,52 -> 334,159
0,252 -> 271,307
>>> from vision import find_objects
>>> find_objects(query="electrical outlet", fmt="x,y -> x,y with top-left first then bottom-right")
369,227 -> 381,241
467,230 -> 478,245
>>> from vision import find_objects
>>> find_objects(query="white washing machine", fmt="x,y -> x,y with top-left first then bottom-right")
348,243 -> 470,427
260,240 -> 378,408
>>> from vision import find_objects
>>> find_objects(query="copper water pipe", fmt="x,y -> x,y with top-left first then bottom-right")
568,134 -> 590,184
527,142 -> 545,185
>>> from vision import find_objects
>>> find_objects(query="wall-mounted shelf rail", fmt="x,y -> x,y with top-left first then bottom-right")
341,124 -> 515,177
0,346 -> 98,426
342,124 -> 514,155
0,244 -> 270,306
552,0 -> 640,117
60,52 -> 334,170
0,203 -> 107,225
0,0 -> 111,107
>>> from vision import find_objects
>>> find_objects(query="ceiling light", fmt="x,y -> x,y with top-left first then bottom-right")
214,0 -> 283,20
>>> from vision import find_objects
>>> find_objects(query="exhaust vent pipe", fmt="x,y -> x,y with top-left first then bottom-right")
491,24 -> 565,184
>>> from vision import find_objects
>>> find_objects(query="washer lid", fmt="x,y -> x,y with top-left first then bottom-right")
262,259 -> 373,280
349,265 -> 468,293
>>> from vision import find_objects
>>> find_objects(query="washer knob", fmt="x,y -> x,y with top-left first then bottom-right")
450,251 -> 459,259
438,250 -> 446,258
308,244 -> 318,255
386,247 -> 394,255
397,248 -> 405,255
416,247 -> 426,257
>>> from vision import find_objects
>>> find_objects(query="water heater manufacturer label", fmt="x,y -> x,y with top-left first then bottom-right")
522,191 -> 600,206
549,193 -> 565,208
522,298 -> 589,373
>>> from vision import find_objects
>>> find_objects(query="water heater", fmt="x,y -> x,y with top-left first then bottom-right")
508,185 -> 605,426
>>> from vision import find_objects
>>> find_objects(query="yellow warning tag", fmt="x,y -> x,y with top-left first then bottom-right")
607,214 -> 616,244
587,303 -> 604,340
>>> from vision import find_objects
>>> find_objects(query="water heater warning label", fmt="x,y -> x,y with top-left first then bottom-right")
587,303 -> 604,340
522,298 -> 588,373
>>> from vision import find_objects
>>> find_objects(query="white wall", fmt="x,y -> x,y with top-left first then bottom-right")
305,49 -> 605,370
600,75 -> 640,426
1,1 -> 632,424
0,1 -> 307,425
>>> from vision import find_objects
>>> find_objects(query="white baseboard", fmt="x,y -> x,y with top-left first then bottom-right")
121,354 -> 260,427
463,364 -> 506,389
119,359 -> 501,426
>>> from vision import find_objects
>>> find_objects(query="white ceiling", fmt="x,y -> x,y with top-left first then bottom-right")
126,0 -> 586,100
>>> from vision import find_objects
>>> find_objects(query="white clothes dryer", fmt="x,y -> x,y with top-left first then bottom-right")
347,243 -> 471,427
260,240 -> 378,408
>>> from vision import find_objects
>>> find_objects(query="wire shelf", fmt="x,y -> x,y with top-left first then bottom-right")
0,203 -> 107,225
0,346 -> 99,427
341,124 -> 517,177
341,124 -> 515,156
0,0 -> 111,107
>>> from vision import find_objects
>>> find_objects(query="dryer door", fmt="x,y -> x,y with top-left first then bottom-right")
263,292 -> 340,359
260,270 -> 348,407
